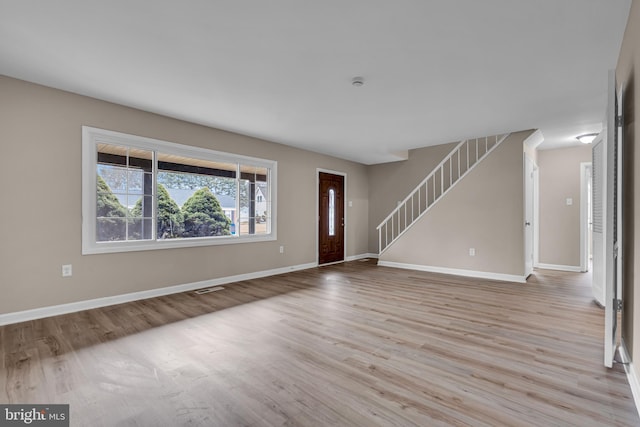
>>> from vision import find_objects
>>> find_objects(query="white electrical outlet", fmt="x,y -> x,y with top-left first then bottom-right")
62,264 -> 72,277
279,246 -> 284,254
348,200 -> 353,207
566,198 -> 573,206
469,248 -> 476,257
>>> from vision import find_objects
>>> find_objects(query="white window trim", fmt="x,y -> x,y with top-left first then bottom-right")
82,126 -> 277,255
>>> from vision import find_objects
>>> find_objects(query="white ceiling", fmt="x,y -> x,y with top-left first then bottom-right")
0,1 -> 631,164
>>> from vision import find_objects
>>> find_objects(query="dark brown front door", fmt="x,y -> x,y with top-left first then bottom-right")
319,172 -> 345,264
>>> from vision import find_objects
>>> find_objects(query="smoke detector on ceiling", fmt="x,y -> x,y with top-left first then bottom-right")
352,76 -> 364,87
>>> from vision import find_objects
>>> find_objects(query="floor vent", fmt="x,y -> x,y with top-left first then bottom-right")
194,286 -> 225,295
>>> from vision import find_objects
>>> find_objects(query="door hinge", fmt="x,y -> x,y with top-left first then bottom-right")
616,115 -> 623,128
614,299 -> 623,312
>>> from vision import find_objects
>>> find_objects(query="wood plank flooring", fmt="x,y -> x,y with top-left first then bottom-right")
1,260 -> 638,426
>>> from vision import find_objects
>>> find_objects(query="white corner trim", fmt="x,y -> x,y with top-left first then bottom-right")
0,262 -> 316,326
620,340 -> 640,418
377,261 -> 526,283
524,129 -> 544,149
536,263 -> 584,273
346,253 -> 379,261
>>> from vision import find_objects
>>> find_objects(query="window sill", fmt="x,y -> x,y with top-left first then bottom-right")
82,233 -> 277,255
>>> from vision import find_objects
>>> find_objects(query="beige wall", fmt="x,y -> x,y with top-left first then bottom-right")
367,142 -> 457,253
379,131 -> 533,277
617,0 -> 639,364
0,76 -> 370,314
537,145 -> 592,267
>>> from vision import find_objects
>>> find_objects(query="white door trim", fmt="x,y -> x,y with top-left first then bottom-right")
524,154 -> 535,277
533,166 -> 540,268
580,162 -> 592,272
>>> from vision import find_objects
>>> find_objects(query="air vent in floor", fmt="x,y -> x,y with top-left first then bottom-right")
194,286 -> 225,295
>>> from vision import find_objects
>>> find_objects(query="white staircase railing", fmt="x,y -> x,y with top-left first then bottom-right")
377,133 -> 510,254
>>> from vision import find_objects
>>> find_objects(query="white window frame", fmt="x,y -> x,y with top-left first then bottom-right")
82,126 -> 277,255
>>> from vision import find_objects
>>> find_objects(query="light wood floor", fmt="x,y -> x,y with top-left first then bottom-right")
1,260 -> 638,426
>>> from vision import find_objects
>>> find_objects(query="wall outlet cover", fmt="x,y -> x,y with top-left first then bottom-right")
62,264 -> 72,277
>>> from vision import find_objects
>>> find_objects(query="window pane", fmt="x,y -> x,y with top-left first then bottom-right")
157,154 -> 235,239
97,164 -> 128,193
262,201 -> 273,235
96,166 -> 128,242
130,195 -> 154,216
96,193 -> 127,217
181,189 -> 231,237
153,178 -> 185,240
328,188 -> 335,236
239,164 -> 270,236
254,173 -> 269,236
97,143 -> 154,242
239,178 -> 250,235
212,177 -> 237,231
128,218 -> 153,241
127,170 -> 145,194
97,218 -> 126,241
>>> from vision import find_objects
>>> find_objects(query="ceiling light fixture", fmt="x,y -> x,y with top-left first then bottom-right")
352,76 -> 364,87
576,133 -> 598,144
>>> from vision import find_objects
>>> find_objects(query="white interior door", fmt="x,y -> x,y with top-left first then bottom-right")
524,154 -> 534,277
592,136 -> 605,307
603,121 -> 616,368
580,163 -> 592,272
533,167 -> 540,268
616,84 -> 623,325
603,69 -> 622,368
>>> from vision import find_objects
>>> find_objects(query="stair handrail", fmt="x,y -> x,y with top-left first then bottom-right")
376,133 -> 510,254
376,138 -> 467,230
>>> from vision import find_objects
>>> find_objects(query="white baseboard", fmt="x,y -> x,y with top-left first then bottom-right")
536,263 -> 583,272
346,252 -> 378,261
620,340 -> 640,419
0,262 -> 317,326
377,261 -> 526,283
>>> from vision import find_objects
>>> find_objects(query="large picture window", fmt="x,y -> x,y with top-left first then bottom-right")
83,126 -> 276,254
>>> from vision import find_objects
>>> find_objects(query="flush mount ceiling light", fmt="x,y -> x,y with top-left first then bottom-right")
352,76 -> 364,87
576,133 -> 598,144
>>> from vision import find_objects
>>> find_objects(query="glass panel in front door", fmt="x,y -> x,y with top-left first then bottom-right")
328,188 -> 335,236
